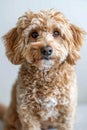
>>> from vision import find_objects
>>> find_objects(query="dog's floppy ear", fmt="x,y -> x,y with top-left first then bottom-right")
67,24 -> 85,65
3,27 -> 24,64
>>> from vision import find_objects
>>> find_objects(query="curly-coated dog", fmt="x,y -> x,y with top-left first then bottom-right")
3,9 -> 85,130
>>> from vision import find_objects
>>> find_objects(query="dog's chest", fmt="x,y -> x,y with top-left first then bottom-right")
37,96 -> 59,120
25,80 -> 60,120
28,85 -> 58,120
18,67 -> 70,120
18,79 -> 60,120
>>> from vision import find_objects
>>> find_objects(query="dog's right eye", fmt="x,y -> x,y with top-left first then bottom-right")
31,31 -> 39,39
53,31 -> 59,37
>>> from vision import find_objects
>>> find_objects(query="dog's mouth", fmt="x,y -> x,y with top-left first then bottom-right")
41,56 -> 52,61
31,56 -> 55,69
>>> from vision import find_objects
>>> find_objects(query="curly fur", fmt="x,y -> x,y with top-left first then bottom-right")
3,9 -> 85,130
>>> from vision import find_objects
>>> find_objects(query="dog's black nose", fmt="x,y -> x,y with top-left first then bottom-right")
41,46 -> 53,56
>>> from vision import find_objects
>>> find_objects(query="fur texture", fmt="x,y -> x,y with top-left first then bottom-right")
3,9 -> 85,130
0,104 -> 6,120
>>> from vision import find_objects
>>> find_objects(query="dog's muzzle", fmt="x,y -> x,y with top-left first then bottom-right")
41,46 -> 53,60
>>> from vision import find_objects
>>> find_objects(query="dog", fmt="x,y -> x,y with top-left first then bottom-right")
2,9 -> 85,130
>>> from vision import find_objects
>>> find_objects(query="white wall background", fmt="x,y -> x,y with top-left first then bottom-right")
0,0 -> 87,105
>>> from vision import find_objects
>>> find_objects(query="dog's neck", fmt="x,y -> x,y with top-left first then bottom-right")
20,61 -> 63,74
19,61 -> 74,81
20,61 -> 74,74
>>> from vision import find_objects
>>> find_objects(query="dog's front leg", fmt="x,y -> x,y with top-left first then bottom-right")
17,93 -> 41,130
18,109 -> 41,130
57,105 -> 76,130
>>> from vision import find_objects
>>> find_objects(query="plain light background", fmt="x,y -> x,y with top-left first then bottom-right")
0,0 -> 87,105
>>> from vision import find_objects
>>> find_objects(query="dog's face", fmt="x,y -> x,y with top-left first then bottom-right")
3,9 -> 85,69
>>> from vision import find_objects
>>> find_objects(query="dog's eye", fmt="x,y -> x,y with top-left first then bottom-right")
31,31 -> 39,38
53,31 -> 59,37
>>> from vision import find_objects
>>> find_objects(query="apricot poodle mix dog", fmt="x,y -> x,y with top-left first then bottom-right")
2,9 -> 85,130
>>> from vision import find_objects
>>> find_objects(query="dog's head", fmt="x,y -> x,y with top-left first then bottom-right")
3,9 -> 85,69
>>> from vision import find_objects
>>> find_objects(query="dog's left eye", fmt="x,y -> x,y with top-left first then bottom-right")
53,31 -> 59,37
31,31 -> 39,38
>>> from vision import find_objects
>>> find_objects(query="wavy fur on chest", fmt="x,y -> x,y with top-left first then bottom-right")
17,62 -> 76,121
